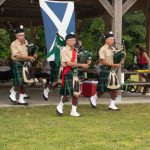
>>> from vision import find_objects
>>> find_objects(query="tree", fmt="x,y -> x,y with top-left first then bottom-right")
0,29 -> 11,59
79,17 -> 105,55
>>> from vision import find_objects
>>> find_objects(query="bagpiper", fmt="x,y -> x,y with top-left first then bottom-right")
9,26 -> 36,105
89,32 -> 124,110
56,33 -> 89,117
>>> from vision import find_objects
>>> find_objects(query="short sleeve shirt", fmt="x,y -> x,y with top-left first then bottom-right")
10,39 -> 28,61
99,44 -> 115,64
60,45 -> 77,67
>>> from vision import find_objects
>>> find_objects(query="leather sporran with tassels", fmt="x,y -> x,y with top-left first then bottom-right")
23,62 -> 35,83
73,74 -> 81,97
107,68 -> 120,90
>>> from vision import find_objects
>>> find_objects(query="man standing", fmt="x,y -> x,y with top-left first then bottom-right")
56,33 -> 89,117
89,32 -> 123,110
9,27 -> 35,105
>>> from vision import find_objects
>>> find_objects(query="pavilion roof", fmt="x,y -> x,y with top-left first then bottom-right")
0,0 -> 146,28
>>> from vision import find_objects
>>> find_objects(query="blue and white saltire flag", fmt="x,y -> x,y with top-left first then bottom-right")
39,0 -> 75,61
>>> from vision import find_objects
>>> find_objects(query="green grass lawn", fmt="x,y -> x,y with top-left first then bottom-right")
0,104 -> 150,150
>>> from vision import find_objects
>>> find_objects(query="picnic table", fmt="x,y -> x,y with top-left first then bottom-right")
121,70 -> 150,95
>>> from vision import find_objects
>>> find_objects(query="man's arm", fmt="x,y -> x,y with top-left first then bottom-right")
100,59 -> 121,68
66,61 -> 88,69
14,54 -> 35,61
10,43 -> 35,61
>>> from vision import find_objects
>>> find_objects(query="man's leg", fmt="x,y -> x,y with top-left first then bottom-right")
18,85 -> 28,105
89,92 -> 104,108
70,96 -> 80,117
43,82 -> 50,101
9,86 -> 17,104
108,90 -> 119,110
56,96 -> 69,116
9,85 -> 30,99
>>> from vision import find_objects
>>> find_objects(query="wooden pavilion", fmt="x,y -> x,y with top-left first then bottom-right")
0,0 -> 150,55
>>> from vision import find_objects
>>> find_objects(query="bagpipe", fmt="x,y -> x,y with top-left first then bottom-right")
77,46 -> 92,65
75,46 -> 92,80
71,45 -> 92,97
107,44 -> 126,90
22,37 -> 42,83
113,48 -> 126,64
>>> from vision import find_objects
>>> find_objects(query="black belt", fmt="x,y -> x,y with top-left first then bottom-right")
12,61 -> 25,65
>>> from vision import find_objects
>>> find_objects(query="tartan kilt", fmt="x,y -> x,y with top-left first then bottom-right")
60,70 -> 73,96
50,61 -> 60,82
97,65 -> 111,92
12,61 -> 25,86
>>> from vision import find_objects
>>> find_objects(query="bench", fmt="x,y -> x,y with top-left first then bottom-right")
121,71 -> 150,95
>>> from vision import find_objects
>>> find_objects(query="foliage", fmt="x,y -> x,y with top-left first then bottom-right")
34,26 -> 46,55
79,18 -> 105,56
24,27 -> 46,56
0,29 -> 11,59
122,11 -> 146,67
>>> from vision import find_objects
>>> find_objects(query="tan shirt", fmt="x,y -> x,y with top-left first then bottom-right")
60,45 -> 77,67
10,39 -> 28,61
99,44 -> 115,65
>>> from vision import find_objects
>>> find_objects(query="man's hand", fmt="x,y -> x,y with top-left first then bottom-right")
33,54 -> 38,59
28,56 -> 35,61
113,63 -> 121,68
120,59 -> 125,65
81,64 -> 89,69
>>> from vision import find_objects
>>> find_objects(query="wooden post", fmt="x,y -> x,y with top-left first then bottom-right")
143,0 -> 150,58
146,16 -> 150,57
103,11 -> 112,34
112,0 -> 123,50
98,0 -> 113,17
111,0 -> 123,101
143,0 -> 150,94
122,0 -> 138,15
0,0 -> 6,6
29,21 -> 36,43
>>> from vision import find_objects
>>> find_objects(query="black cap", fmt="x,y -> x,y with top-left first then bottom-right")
104,31 -> 114,40
65,33 -> 75,41
15,25 -> 24,34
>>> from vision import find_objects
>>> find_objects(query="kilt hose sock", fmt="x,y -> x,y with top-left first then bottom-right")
97,91 -> 117,100
72,96 -> 78,106
110,90 -> 117,100
19,85 -> 25,94
61,96 -> 78,106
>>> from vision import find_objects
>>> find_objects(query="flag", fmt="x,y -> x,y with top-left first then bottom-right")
39,0 -> 75,61
45,33 -> 65,66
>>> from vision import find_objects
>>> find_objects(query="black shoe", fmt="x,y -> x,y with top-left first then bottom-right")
24,96 -> 30,99
43,94 -> 48,101
108,108 -> 120,111
18,102 -> 29,105
56,108 -> 63,116
9,97 -> 17,105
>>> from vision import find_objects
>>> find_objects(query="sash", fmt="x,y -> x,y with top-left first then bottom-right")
62,49 -> 77,87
